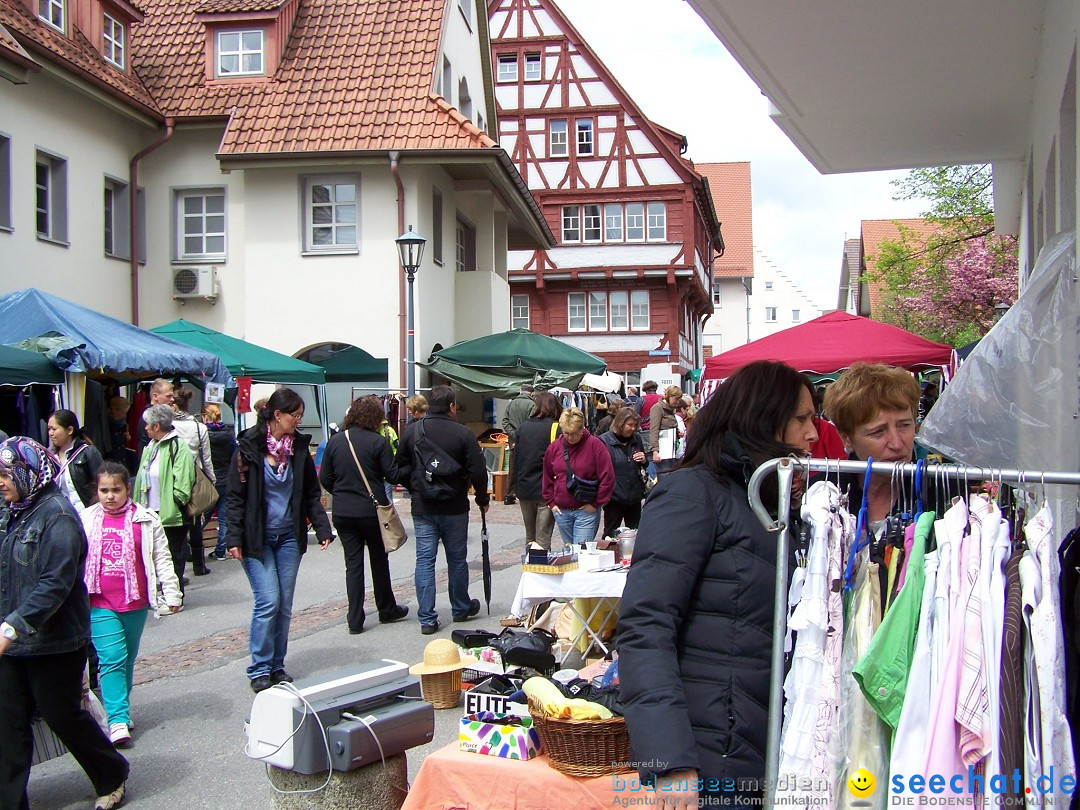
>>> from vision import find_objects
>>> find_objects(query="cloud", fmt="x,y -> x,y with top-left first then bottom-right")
554,0 -> 926,304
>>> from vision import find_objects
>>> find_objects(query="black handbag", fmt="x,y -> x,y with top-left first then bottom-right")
489,628 -> 558,671
562,440 -> 599,504
451,629 -> 498,648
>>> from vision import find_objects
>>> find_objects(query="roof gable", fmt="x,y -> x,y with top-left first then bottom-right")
860,217 -> 943,317
698,161 -> 753,278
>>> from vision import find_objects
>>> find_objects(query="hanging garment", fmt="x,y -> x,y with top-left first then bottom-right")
1059,527 -> 1080,770
929,500 -> 964,694
853,510 -> 936,730
955,495 -> 992,769
980,500 -> 1012,783
775,481 -> 850,805
999,547 -> 1026,794
1020,506 -> 1076,803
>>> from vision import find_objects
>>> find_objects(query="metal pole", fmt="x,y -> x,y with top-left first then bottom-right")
763,458 -> 793,803
406,269 -> 416,399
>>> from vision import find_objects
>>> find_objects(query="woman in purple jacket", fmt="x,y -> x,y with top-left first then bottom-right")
542,407 -> 615,546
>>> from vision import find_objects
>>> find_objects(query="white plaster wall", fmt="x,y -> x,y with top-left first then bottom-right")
0,69 -> 156,320
702,278 -> 750,354
747,263 -> 824,342
440,0 -> 489,124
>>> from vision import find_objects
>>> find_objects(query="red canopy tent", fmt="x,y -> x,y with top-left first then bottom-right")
701,312 -> 954,398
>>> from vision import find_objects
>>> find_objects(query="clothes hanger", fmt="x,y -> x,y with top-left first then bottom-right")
844,456 -> 875,591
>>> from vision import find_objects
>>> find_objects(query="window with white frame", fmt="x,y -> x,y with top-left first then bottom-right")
217,30 -> 264,77
647,201 -> 666,240
524,53 -> 542,81
567,292 -> 586,331
0,135 -> 10,231
604,204 -> 622,241
576,119 -> 594,156
35,151 -> 68,243
764,281 -> 773,290
609,290 -> 628,330
582,204 -> 601,241
496,54 -> 517,82
713,287 -> 721,306
455,217 -> 476,271
103,13 -> 125,68
588,291 -> 607,330
104,180 -> 121,256
432,188 -> 443,264
550,120 -> 568,157
630,290 -> 649,330
625,202 -> 644,240
511,294 -> 530,330
792,309 -> 801,322
39,0 -> 63,30
176,188 -> 225,258
765,307 -> 777,322
561,205 -> 580,242
442,57 -> 453,105
302,178 -> 356,251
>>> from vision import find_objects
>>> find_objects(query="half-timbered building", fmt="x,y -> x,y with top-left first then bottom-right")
489,0 -> 723,387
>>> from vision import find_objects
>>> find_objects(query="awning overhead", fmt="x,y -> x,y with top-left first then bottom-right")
0,344 -> 64,386
309,346 -> 388,383
420,328 -> 607,397
150,320 -> 325,385
0,289 -> 232,384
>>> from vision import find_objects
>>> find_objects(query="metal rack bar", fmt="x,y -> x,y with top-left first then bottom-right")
749,456 -> 1080,805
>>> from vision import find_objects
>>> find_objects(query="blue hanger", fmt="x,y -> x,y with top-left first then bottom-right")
844,456 -> 874,591
914,458 -> 925,518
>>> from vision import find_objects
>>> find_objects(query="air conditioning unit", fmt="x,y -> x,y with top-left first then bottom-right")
172,266 -> 218,300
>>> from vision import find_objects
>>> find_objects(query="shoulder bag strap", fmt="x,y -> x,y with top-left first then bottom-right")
549,422 -> 558,443
345,431 -> 381,507
562,437 -> 575,483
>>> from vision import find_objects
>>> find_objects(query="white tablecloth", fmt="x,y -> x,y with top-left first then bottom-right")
509,568 -> 628,617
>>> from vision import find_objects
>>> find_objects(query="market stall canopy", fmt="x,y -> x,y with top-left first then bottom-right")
702,311 -> 954,382
0,290 -> 232,384
0,344 -> 64,386
150,320 -> 324,385
309,346 -> 388,383
420,328 -> 607,397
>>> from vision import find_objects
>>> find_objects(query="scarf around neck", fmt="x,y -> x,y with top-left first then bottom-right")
84,500 -> 141,604
266,430 -> 294,474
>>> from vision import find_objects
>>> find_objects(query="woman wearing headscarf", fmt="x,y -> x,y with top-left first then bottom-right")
226,388 -> 334,693
48,408 -> 104,517
0,437 -> 129,810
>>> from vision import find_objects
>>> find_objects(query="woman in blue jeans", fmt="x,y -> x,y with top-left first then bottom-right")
226,389 -> 333,693
542,407 -> 615,546
201,403 -> 235,561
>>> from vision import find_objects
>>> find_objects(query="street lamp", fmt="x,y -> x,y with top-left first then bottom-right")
396,226 -> 426,398
994,302 -> 1011,322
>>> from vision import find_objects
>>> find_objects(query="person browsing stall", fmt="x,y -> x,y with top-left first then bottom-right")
542,407 -> 615,546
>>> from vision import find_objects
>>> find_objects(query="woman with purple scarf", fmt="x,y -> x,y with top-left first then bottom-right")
80,461 -> 182,747
0,437 -> 129,810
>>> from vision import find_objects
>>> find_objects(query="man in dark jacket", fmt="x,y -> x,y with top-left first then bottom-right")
501,384 -> 534,505
396,386 -> 489,634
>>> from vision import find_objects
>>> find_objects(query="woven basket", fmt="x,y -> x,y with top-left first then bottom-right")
521,561 -> 579,574
419,670 -> 462,709
527,698 -> 632,777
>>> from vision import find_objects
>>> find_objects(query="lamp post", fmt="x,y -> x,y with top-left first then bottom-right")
993,302 -> 1011,322
396,226 -> 426,398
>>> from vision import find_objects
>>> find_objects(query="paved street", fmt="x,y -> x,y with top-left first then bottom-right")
27,499 -> 533,809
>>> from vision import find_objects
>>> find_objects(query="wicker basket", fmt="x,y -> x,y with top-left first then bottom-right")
527,697 -> 632,777
521,561 -> 579,574
419,670 -> 462,709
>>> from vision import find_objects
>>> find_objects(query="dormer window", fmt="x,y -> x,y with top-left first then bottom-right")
216,30 -> 264,77
39,0 -> 63,31
103,13 -> 125,68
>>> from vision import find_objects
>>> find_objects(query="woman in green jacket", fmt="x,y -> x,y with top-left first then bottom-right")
134,404 -> 195,602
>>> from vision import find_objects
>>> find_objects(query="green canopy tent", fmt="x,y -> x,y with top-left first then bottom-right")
309,346 -> 388,383
420,328 -> 607,397
149,319 -> 329,437
0,344 -> 64,386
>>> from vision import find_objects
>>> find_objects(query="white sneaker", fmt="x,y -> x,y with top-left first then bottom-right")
108,722 -> 131,747
156,604 -> 182,617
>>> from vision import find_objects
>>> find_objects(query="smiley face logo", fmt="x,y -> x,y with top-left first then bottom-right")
848,767 -> 876,798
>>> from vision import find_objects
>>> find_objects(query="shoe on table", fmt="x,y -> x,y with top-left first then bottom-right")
250,675 -> 273,693
452,599 -> 481,623
108,722 -> 131,747
379,605 -> 410,624
94,782 -> 125,810
270,670 -> 293,685
420,621 -> 440,635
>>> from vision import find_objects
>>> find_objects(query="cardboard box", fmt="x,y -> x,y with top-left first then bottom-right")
464,690 -> 529,717
459,712 -> 542,760
579,549 -> 616,570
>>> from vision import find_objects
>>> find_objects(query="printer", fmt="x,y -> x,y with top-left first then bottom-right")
246,659 -> 434,774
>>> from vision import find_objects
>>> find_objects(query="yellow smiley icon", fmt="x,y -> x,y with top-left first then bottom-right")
848,767 -> 876,798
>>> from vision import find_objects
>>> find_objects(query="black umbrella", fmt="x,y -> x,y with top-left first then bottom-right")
481,511 -> 492,615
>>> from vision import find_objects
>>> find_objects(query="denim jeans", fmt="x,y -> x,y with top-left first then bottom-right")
90,607 -> 148,726
241,531 -> 301,680
553,507 -> 601,546
209,483 -> 228,557
413,513 -> 472,626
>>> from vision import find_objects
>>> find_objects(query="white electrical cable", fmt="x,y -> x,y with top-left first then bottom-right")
340,711 -> 411,795
245,683 -> 335,796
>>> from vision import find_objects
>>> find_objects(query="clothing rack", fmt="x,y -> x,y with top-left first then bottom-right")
746,456 -> 1080,807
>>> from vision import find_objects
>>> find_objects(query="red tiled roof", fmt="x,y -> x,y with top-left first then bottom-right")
698,161 -> 753,278
194,0 -> 288,13
0,19 -> 37,66
134,0 -> 499,155
0,0 -> 160,115
860,218 -> 943,316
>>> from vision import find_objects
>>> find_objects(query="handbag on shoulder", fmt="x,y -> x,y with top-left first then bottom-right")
345,431 -> 408,553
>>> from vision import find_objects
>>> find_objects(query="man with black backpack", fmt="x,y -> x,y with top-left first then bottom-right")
396,386 -> 490,635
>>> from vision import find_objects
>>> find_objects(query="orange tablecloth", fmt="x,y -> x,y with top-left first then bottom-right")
401,741 -> 650,810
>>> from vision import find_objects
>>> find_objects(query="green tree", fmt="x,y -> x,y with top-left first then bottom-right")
867,165 -> 1018,346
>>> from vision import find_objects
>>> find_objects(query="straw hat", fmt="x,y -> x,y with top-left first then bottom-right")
409,639 -> 476,675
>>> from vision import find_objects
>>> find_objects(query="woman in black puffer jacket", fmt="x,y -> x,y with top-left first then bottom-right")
617,361 -> 819,804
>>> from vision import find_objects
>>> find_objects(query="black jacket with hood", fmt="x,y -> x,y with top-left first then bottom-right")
617,434 -> 776,788
225,423 -> 332,557
599,429 -> 646,504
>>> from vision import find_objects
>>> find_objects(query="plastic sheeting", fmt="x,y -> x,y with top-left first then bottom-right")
919,231 -> 1077,501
